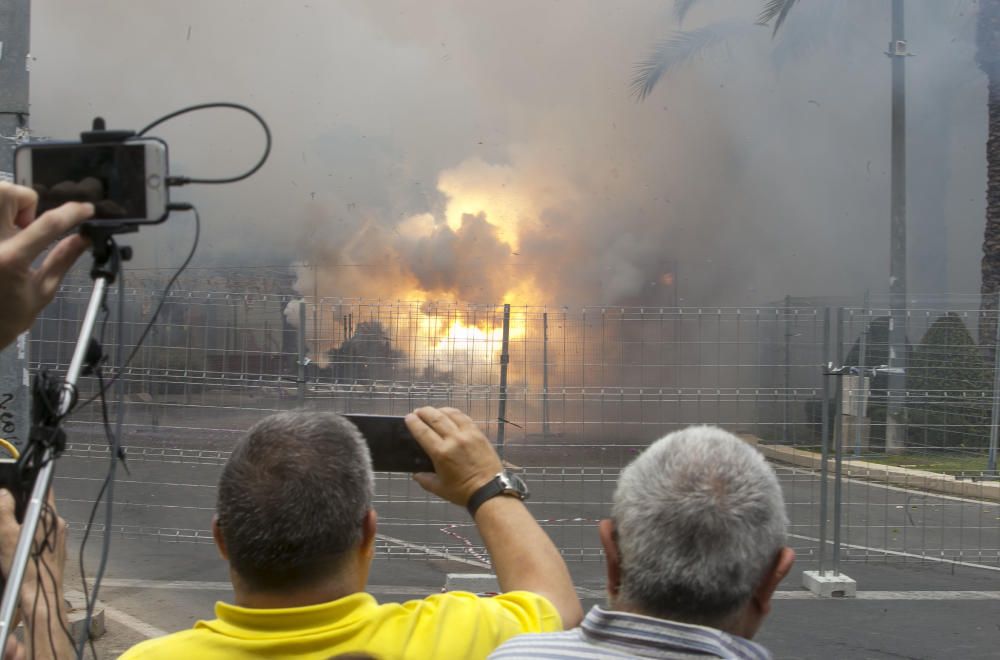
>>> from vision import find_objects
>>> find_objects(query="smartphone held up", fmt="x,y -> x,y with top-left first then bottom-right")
14,138 -> 169,225
343,414 -> 435,473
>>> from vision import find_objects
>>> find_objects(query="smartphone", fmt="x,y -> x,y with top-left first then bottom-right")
343,414 -> 435,473
14,138 -> 169,224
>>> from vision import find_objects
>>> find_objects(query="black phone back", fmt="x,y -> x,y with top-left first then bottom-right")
342,414 -> 435,473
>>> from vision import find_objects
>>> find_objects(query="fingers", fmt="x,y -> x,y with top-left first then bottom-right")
7,201 -> 93,262
405,407 -> 453,456
0,182 -> 38,238
35,234 -> 89,303
414,406 -> 461,440
412,472 -> 442,496
439,407 -> 477,432
0,489 -> 15,517
2,634 -> 25,660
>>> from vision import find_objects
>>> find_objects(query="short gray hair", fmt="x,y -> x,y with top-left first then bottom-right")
216,411 -> 374,591
612,426 -> 788,624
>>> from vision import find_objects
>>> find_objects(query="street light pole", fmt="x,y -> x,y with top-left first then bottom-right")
886,0 -> 909,453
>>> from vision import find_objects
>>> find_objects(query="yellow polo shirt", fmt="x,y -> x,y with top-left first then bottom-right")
119,590 -> 561,660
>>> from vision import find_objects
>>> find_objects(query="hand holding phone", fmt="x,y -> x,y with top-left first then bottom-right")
343,414 -> 435,473
14,138 -> 169,225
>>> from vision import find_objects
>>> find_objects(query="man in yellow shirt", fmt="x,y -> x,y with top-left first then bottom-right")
120,407 -> 582,659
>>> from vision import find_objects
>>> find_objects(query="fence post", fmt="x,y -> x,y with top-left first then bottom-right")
497,304 -> 511,459
542,311 -> 550,437
817,307 -> 831,575
804,306 -> 857,597
855,292 -> 869,457
297,301 -> 307,406
783,295 -> 792,440
833,307 -> 845,576
988,298 -> 1000,475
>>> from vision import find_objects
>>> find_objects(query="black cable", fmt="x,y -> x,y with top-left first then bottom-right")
39,550 -> 75,650
73,319 -> 113,658
26,501 -> 64,660
73,204 -> 200,413
72,206 -> 197,658
135,102 -> 272,186
74,274 -> 125,659
80,269 -> 126,659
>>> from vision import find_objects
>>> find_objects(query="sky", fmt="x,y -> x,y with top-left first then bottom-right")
27,0 -> 988,307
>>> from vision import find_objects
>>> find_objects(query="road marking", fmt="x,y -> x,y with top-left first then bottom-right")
773,590 -> 1000,600
96,578 -> 231,591
788,532 -> 1000,572
86,579 -> 1000,602
103,603 -> 169,638
95,578 -> 472,597
778,464 -> 998,506
376,533 -> 492,568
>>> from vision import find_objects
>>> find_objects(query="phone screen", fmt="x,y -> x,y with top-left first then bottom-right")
343,414 -> 435,473
26,143 -> 150,219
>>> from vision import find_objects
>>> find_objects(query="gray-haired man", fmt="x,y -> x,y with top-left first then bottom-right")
491,425 -> 794,659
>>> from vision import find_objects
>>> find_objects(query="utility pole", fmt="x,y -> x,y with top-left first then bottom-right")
885,0 -> 909,454
0,0 -> 31,450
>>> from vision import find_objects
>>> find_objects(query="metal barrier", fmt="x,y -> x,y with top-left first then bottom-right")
30,277 -> 1000,570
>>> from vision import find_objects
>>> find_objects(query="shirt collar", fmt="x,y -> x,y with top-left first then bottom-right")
201,592 -> 378,637
581,606 -> 771,659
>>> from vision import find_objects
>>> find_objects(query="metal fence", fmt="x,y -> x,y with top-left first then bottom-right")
25,274 -> 1000,572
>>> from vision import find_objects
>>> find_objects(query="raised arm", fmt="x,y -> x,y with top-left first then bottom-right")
0,181 -> 94,349
406,407 -> 583,627
0,488 -> 72,660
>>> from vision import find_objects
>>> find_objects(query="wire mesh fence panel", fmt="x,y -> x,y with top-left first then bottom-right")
29,276 -> 1000,568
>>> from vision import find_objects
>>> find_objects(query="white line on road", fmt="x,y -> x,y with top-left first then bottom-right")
90,579 -> 1000,602
787,532 -> 1000,572
375,533 -> 492,569
103,604 -> 168,639
779,464 -> 998,506
95,578 -> 449,597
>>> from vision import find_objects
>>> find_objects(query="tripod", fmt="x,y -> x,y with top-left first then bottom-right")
0,225 -> 133,653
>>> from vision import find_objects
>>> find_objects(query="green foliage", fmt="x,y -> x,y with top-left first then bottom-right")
906,313 -> 993,449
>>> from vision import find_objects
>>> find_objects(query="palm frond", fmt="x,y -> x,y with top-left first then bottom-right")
756,0 -> 800,37
673,0 -> 702,25
631,20 -> 748,102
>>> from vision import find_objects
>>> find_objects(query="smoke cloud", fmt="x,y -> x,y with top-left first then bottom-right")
29,0 -> 986,307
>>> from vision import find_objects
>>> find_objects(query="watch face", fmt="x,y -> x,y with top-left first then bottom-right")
498,471 -> 529,499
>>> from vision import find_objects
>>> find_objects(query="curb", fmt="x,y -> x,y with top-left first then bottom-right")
64,590 -> 106,642
738,435 -> 1000,502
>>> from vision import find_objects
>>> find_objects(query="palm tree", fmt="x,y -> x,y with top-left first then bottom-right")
631,1 -> 799,101
976,0 -> 1000,350
636,1 -> 998,359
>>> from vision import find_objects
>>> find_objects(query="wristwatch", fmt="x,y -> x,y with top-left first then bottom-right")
466,470 -> 530,517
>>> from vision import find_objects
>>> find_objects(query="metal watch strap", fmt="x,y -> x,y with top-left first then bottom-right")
466,477 -> 506,517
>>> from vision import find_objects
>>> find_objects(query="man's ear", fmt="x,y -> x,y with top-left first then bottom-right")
361,509 -> 377,560
212,514 -> 228,561
598,519 -> 622,598
752,547 -> 795,616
